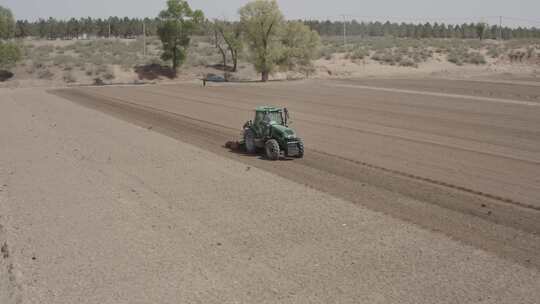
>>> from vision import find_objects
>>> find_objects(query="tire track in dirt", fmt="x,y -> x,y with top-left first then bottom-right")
329,83 -> 540,106
51,87 -> 540,260
52,88 -> 540,213
107,86 -> 540,165
145,84 -> 540,157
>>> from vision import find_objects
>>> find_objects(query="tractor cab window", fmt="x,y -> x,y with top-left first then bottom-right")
268,112 -> 283,125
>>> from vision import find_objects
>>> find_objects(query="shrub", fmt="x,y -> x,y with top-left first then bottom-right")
37,68 -> 54,79
33,45 -> 54,58
0,42 -> 22,69
103,71 -> 115,80
350,48 -> 369,60
95,64 -> 108,74
63,71 -> 76,83
487,46 -> 502,58
468,52 -> 486,65
447,48 -> 486,65
399,58 -> 418,67
371,49 -> 402,65
53,54 -> 75,67
319,45 -> 337,60
527,47 -> 535,59
97,66 -> 115,80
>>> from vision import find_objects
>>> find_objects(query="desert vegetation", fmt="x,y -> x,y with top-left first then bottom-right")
319,36 -> 540,68
1,0 -> 540,86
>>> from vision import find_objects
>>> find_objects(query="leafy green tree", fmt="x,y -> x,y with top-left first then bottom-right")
279,21 -> 320,76
157,0 -> 204,72
0,5 -> 15,39
239,0 -> 284,82
476,22 -> 487,40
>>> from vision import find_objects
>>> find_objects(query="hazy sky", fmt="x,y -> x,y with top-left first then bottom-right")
1,0 -> 539,27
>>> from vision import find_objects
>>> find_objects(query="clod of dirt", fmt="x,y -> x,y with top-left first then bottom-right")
32,256 -> 36,261
225,141 -> 239,150
216,242 -> 222,246
1,242 -> 9,259
481,204 -> 487,208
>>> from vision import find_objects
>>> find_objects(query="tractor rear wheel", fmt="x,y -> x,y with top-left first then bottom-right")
244,129 -> 256,154
296,139 -> 304,158
265,139 -> 280,161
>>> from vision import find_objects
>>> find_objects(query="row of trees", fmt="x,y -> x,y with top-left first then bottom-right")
14,17 -> 163,39
10,17 -> 540,41
157,0 -> 320,81
305,20 -> 540,40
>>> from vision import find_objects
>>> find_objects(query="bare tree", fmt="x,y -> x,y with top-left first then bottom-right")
214,20 -> 243,72
212,20 -> 228,69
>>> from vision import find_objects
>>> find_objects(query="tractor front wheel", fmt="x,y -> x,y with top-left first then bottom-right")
265,139 -> 280,161
244,129 -> 256,154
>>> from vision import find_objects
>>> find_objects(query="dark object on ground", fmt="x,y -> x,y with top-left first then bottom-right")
206,74 -> 226,82
202,74 -> 226,87
0,70 -> 14,82
93,78 -> 105,86
225,141 -> 241,150
135,64 -> 176,80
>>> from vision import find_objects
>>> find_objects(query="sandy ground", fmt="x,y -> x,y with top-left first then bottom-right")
1,84 -> 540,303
57,79 -> 540,208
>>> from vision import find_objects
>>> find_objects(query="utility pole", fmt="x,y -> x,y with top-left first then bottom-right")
108,23 -> 111,39
143,21 -> 146,57
499,16 -> 503,40
341,14 -> 347,46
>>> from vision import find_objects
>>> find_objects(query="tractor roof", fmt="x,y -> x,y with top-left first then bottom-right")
255,106 -> 282,112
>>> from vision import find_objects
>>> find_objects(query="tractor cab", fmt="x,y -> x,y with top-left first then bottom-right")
252,106 -> 289,135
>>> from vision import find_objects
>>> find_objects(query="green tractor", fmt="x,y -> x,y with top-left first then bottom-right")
240,106 -> 304,161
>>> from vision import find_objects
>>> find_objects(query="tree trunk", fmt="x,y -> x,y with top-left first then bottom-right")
261,71 -> 269,82
231,49 -> 238,72
219,48 -> 227,69
172,47 -> 178,76
214,30 -> 227,70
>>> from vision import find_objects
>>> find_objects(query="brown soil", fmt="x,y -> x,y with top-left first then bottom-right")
52,78 -> 540,268
1,82 -> 539,303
